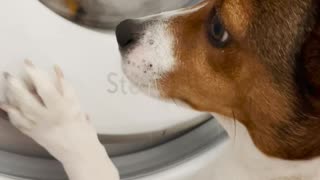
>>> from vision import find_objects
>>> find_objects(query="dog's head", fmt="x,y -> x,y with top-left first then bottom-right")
116,0 -> 320,160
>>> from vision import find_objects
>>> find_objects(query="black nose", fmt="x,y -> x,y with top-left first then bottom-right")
116,19 -> 142,48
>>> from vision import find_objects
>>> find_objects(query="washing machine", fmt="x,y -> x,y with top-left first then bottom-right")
0,1 -> 227,179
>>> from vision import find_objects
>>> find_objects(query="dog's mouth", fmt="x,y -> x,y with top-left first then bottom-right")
125,76 -> 160,97
120,52 -> 164,97
116,17 -> 176,98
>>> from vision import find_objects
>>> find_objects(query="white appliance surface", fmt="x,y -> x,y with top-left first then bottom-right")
0,0 -> 206,135
0,1 -> 223,180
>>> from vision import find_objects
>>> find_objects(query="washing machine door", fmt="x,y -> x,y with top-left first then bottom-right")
0,0 -> 227,179
0,0 -> 206,136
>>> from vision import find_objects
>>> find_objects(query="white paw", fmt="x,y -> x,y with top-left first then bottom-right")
1,61 -> 98,161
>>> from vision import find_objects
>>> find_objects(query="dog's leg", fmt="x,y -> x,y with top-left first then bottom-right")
1,62 -> 119,180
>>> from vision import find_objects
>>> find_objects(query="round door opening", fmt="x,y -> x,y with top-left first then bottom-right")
39,0 -> 202,29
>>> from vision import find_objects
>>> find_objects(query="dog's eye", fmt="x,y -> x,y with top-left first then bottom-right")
208,12 -> 230,48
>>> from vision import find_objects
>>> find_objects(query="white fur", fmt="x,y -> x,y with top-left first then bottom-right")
194,114 -> 320,180
3,64 -> 119,180
121,3 -> 207,97
121,21 -> 174,97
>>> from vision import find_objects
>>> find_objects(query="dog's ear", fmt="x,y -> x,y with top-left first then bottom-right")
301,9 -> 320,99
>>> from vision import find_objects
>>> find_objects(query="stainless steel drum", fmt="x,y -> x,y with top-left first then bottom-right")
39,0 -> 201,29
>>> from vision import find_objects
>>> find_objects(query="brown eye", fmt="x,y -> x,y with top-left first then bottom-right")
208,11 -> 230,48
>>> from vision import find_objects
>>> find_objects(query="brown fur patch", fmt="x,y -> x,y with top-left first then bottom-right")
222,0 -> 253,38
158,0 -> 320,160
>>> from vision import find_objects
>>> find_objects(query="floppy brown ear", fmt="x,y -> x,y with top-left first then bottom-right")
301,10 -> 320,98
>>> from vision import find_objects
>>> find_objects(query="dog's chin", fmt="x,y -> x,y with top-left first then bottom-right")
120,56 -> 162,98
118,19 -> 176,99
126,74 -> 161,98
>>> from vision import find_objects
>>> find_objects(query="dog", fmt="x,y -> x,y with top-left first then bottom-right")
1,0 -> 320,179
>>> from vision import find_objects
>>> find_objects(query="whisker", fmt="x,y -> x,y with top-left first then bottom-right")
148,83 -> 151,96
232,110 -> 237,145
171,98 -> 177,106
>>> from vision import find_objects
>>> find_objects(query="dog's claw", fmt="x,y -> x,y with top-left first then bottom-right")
54,65 -> 64,94
3,72 -> 11,80
0,104 -> 10,112
24,59 -> 34,67
54,65 -> 64,79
